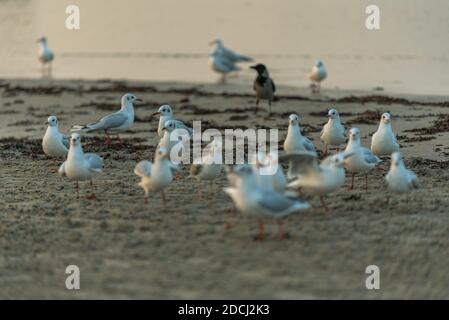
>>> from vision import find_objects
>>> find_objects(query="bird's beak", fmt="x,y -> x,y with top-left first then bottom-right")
135,98 -> 143,103
209,40 -> 217,46
249,65 -> 256,70
44,121 -> 49,125
151,112 -> 160,117
162,127 -> 167,132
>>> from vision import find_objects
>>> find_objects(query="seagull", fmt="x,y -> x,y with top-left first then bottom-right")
190,140 -> 223,197
208,38 -> 252,83
284,113 -> 316,154
285,151 -> 354,211
157,120 -> 190,155
250,64 -> 276,114
152,104 -> 192,138
371,112 -> 400,156
309,60 -> 327,94
224,164 -> 310,240
320,108 -> 347,155
71,93 -> 140,145
37,36 -> 54,76
42,115 -> 69,160
344,128 -> 381,191
134,147 -> 179,205
385,152 -> 418,193
58,133 -> 103,200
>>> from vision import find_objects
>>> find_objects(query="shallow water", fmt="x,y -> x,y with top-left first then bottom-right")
1,0 -> 449,95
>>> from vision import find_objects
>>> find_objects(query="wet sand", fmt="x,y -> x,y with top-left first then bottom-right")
0,78 -> 448,299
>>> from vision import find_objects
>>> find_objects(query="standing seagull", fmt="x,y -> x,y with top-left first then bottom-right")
42,115 -> 69,160
371,112 -> 400,156
309,60 -> 327,94
209,38 -> 252,83
284,114 -> 316,154
58,133 -> 103,200
250,64 -> 276,114
344,128 -> 381,191
37,36 -> 54,77
385,152 -> 418,193
320,108 -> 347,156
134,147 -> 178,205
71,93 -> 140,145
224,165 -> 310,240
190,140 -> 223,197
152,104 -> 192,138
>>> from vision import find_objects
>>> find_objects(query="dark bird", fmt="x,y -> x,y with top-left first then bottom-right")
250,64 -> 276,114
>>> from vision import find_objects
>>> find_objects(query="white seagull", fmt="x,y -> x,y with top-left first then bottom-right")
344,128 -> 381,191
224,165 -> 310,240
152,104 -> 192,138
385,152 -> 418,193
190,140 -> 223,197
71,93 -> 140,145
37,36 -> 54,76
134,147 -> 179,205
320,108 -> 347,155
284,113 -> 316,154
285,151 -> 354,211
42,115 -> 69,159
371,112 -> 400,156
309,60 -> 327,94
208,38 -> 252,83
58,133 -> 103,199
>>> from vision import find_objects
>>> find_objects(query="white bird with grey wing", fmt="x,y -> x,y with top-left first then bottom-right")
344,127 -> 381,191
190,140 -> 223,197
385,152 -> 418,193
309,60 -> 327,94
152,104 -> 193,138
320,108 -> 347,155
208,38 -> 252,83
42,115 -> 69,159
283,113 -> 317,178
37,36 -> 54,76
134,147 -> 179,205
371,112 -> 400,156
71,93 -> 140,145
284,151 -> 354,211
58,133 -> 103,200
224,164 -> 310,241
250,64 -> 276,114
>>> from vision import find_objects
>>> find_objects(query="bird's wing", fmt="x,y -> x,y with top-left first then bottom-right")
134,160 -> 152,177
258,191 -> 309,216
85,153 -> 103,172
270,78 -> 276,93
173,120 -> 193,135
61,135 -> 69,149
362,148 -> 381,164
220,46 -> 252,62
280,151 -> 319,178
72,112 -> 127,132
303,137 -> 316,152
58,162 -> 66,177
213,56 -> 239,73
408,170 -> 419,188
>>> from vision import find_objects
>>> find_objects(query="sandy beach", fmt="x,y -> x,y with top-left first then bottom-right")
0,78 -> 448,299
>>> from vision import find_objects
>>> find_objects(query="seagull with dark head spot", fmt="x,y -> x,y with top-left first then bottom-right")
250,63 -> 276,114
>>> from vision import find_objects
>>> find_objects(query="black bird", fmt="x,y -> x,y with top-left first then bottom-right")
250,64 -> 276,114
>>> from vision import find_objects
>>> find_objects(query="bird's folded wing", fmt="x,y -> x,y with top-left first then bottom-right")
214,57 -> 239,73
362,149 -> 381,164
62,135 -> 69,149
173,120 -> 193,135
85,153 -> 103,172
303,138 -> 316,152
99,112 -> 128,130
134,160 -> 152,177
258,191 -> 308,215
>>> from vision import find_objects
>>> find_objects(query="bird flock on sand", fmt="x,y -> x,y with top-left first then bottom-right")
40,37 -> 418,241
